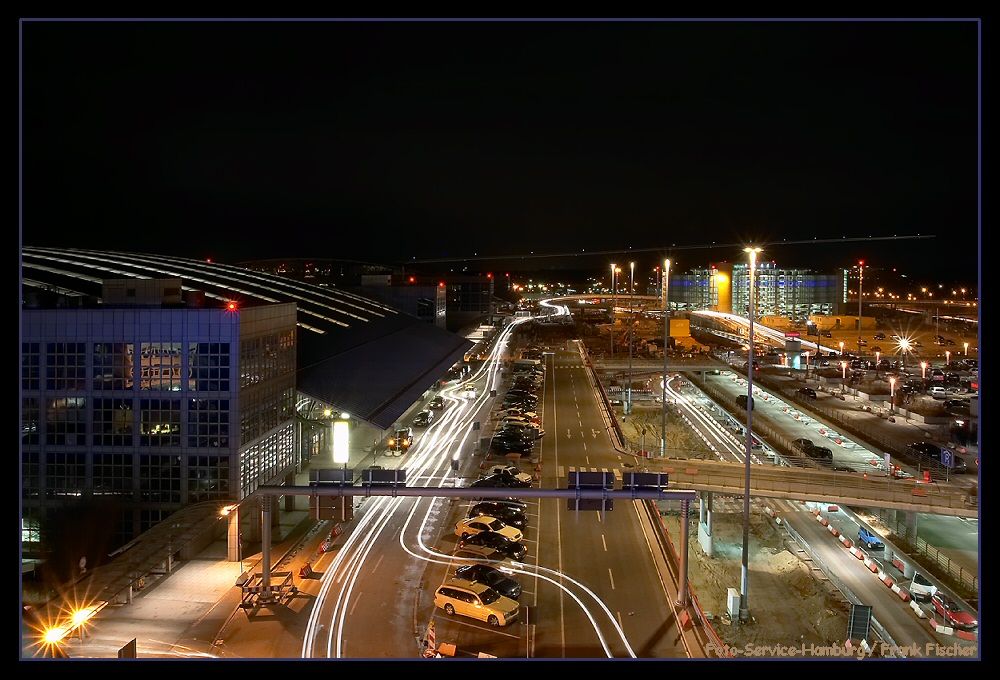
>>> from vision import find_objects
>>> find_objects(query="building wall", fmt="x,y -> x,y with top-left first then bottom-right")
20,299 -> 299,555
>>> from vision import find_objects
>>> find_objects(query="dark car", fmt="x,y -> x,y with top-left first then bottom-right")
792,438 -> 816,453
490,435 -> 534,454
412,409 -> 434,427
873,333 -> 886,340
458,531 -> 528,562
470,473 -> 532,489
469,501 -> 528,530
943,399 -> 970,415
906,441 -> 968,473
454,563 -> 522,600
797,387 -> 817,399
807,446 -> 834,462
472,496 -> 528,512
429,396 -> 445,409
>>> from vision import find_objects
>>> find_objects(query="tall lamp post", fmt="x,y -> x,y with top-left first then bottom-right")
804,351 -> 810,380
921,361 -> 928,393
660,258 -> 671,458
610,263 -> 618,360
839,340 -> 845,357
857,260 -> 864,353
875,351 -> 881,379
626,262 -> 635,416
900,339 -> 910,372
740,246 -> 761,624
840,360 -> 848,395
889,376 -> 896,413
964,342 -> 969,358
946,350 -> 951,368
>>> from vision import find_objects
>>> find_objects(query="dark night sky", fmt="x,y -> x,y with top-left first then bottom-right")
19,18 -> 980,285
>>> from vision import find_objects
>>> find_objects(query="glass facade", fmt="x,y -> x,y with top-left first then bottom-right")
20,297 -> 299,554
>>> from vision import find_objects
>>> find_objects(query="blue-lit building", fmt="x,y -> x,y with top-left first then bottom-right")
668,262 -> 843,320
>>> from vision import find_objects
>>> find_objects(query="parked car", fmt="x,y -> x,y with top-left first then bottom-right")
807,446 -> 834,462
873,333 -> 886,340
906,441 -> 968,473
797,387 -> 817,399
909,571 -> 937,602
930,592 -> 977,630
792,438 -> 816,453
471,473 -> 532,489
490,435 -> 534,454
454,516 -> 522,542
858,526 -> 884,550
487,464 -> 533,484
468,501 -> 528,530
503,408 -> 539,420
434,578 -> 519,626
927,386 -> 948,399
943,399 -> 970,415
500,423 -> 545,440
454,563 -> 522,600
472,496 -> 528,513
457,531 -> 528,561
429,396 -> 445,409
412,409 -> 434,427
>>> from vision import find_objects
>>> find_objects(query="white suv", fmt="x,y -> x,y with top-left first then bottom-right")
434,578 -> 519,626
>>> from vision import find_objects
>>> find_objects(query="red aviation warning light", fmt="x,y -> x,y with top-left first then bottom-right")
225,301 -> 238,313
408,276 -> 416,284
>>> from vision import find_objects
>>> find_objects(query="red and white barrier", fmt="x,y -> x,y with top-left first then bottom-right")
828,525 -> 839,537
910,600 -> 925,616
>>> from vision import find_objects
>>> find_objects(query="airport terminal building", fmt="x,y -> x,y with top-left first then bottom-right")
20,248 -> 472,561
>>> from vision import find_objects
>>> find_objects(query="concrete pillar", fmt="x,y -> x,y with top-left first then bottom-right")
697,491 -> 714,558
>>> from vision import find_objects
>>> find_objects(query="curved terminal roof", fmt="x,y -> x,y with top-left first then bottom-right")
20,247 -> 473,430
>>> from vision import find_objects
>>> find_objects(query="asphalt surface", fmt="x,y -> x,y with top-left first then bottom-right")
23,357 -> 978,662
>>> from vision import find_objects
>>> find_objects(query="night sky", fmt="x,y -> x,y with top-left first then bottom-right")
20,19 -> 980,284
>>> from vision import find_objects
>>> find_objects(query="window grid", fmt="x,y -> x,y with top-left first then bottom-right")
46,342 -> 87,391
139,454 -> 181,503
45,452 -> 86,500
93,342 -> 136,390
21,342 -> 40,390
139,399 -> 181,446
93,398 -> 135,447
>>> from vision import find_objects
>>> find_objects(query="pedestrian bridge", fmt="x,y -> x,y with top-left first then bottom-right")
643,457 -> 977,519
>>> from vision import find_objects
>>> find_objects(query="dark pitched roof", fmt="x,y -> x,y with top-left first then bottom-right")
21,247 -> 473,430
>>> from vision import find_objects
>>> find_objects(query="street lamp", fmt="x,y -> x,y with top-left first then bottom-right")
899,339 -> 910,372
857,260 -> 864,353
610,263 -> 618,359
740,245 -> 762,624
964,342 -> 969,357
627,262 -> 635,416
840,360 -> 848,395
946,350 -> 951,367
889,376 -> 896,413
921,361 -> 928,393
660,258 -> 670,458
875,351 -> 881,378
839,340 -> 845,356
804,351 -> 810,379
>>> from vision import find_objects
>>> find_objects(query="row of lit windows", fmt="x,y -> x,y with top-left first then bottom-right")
22,397 -> 231,449
21,451 -> 231,504
21,342 -> 232,392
